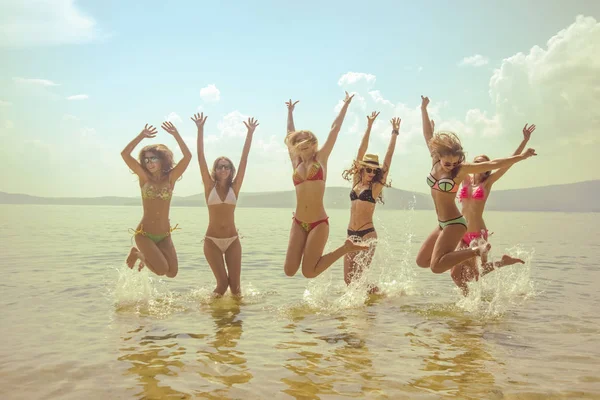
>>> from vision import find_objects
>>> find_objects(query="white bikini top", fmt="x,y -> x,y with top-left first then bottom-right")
207,185 -> 237,206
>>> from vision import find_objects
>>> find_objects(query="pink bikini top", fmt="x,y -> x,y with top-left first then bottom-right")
457,176 -> 486,202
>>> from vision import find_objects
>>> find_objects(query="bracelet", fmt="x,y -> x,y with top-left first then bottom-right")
392,129 -> 399,135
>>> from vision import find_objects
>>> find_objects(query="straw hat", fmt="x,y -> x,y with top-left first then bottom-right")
357,154 -> 381,168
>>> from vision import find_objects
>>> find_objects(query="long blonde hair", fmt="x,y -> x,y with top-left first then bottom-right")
428,131 -> 465,178
285,130 -> 318,156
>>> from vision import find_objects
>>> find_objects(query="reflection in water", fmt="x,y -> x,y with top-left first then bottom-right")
118,325 -> 193,399
117,297 -> 252,399
279,310 -> 383,399
408,316 -> 500,399
195,298 -> 253,389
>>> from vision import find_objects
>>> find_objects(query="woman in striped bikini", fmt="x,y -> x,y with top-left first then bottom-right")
194,112 -> 259,297
283,93 -> 369,279
415,95 -> 537,276
122,121 -> 192,278
450,123 -> 536,295
342,112 -> 400,291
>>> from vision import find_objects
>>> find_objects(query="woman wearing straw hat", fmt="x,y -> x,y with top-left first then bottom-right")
342,112 -> 401,291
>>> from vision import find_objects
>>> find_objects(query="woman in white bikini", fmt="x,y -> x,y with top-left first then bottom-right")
194,112 -> 259,296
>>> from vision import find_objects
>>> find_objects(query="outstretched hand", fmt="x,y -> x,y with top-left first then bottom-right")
523,123 -> 536,140
161,121 -> 179,136
521,148 -> 537,159
191,112 -> 208,129
390,117 -> 401,131
344,91 -> 355,104
367,111 -> 380,124
140,124 -> 157,138
286,99 -> 299,112
244,117 -> 260,134
421,95 -> 430,109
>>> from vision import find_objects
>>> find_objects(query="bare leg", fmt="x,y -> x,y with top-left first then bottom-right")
284,221 -> 308,277
204,239 -> 229,296
224,238 -> 242,296
301,223 -> 369,279
345,232 -> 378,292
416,227 -> 442,268
157,236 -> 179,278
481,254 -> 525,277
430,225 -> 491,274
134,235 -> 170,276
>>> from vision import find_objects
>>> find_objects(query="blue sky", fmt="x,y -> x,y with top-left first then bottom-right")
1,0 -> 599,197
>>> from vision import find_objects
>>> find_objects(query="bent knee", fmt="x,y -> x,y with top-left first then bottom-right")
284,262 -> 300,277
214,282 -> 229,295
165,266 -> 178,278
415,256 -> 430,269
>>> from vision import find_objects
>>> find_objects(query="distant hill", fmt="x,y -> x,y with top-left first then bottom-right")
1,180 -> 599,212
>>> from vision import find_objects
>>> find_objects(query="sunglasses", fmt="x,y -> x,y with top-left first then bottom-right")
364,167 -> 379,174
143,156 -> 160,164
442,162 -> 460,168
216,165 -> 231,170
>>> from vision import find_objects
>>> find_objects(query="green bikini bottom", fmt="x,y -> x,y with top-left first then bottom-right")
438,215 -> 468,230
129,224 -> 180,244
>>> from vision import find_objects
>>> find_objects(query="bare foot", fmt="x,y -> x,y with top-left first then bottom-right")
137,261 -> 145,272
344,239 -> 370,253
499,254 -> 524,268
126,247 -> 138,269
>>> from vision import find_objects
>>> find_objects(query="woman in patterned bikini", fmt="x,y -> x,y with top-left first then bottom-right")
194,112 -> 259,297
450,123 -> 536,295
283,93 -> 369,279
342,112 -> 400,290
415,95 -> 537,276
122,121 -> 192,277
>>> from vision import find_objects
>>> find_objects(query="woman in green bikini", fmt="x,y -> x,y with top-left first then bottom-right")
121,121 -> 192,277
415,95 -> 537,275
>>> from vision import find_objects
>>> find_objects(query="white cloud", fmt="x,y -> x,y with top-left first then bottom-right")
13,77 -> 59,86
62,114 -> 79,121
369,90 -> 394,107
164,112 -> 182,124
67,94 -> 88,100
0,0 -> 101,47
333,92 -> 366,113
4,120 -> 14,129
200,84 -> 221,102
257,134 -> 287,153
0,100 -> 11,106
81,127 -> 96,138
205,134 -> 219,144
217,110 -> 249,138
459,54 -> 489,67
338,72 -> 376,86
197,105 -> 204,112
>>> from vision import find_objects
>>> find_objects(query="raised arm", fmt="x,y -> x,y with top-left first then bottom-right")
318,91 -> 354,162
458,148 -> 537,178
285,99 -> 299,163
161,121 -> 192,184
356,111 -> 379,161
232,117 -> 259,194
420,95 -> 435,155
120,124 -> 156,180
380,117 -> 400,182
487,123 -> 536,185
192,112 -> 213,191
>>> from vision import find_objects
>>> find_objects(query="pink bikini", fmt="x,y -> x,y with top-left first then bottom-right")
458,176 -> 489,246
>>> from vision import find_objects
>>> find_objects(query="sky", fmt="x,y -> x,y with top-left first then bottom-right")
1,0 -> 599,198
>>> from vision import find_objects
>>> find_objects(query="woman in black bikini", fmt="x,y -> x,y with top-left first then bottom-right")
342,113 -> 400,289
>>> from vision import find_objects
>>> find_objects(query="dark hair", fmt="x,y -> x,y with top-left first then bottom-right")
138,144 -> 174,176
342,160 -> 391,204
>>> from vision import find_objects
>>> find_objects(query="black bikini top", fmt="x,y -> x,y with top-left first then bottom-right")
350,185 -> 376,204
